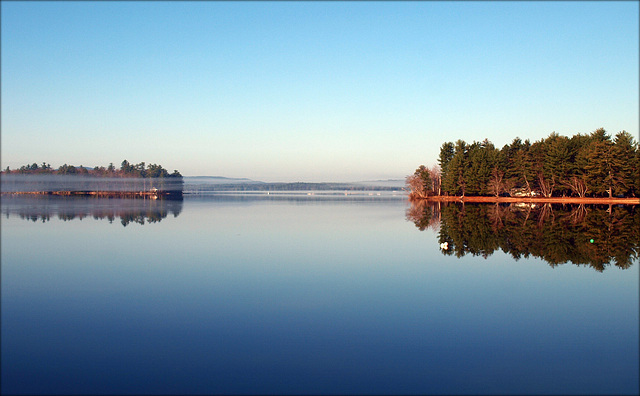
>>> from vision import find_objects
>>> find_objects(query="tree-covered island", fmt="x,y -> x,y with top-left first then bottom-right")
2,160 -> 182,178
1,160 -> 183,197
406,128 -> 639,201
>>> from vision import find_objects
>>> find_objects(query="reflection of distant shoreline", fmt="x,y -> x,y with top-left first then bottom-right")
2,195 -> 183,226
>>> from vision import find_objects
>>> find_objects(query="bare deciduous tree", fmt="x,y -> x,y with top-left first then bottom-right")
487,168 -> 506,197
429,164 -> 441,196
563,176 -> 590,198
537,173 -> 555,198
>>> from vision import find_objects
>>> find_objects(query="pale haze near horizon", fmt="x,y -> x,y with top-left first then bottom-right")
1,1 -> 638,182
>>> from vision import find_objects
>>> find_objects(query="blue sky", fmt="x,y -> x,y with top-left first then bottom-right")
1,1 -> 638,181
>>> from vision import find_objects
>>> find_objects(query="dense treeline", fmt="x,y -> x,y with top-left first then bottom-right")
2,160 -> 182,178
407,128 -> 639,199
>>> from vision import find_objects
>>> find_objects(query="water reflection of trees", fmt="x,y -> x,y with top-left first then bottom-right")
2,195 -> 182,227
406,200 -> 639,271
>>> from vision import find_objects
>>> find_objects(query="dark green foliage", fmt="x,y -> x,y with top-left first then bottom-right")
13,162 -> 53,174
612,131 -> 637,196
464,140 -> 497,196
541,133 -> 571,196
636,142 -> 640,195
3,160 -> 182,179
415,165 -> 431,191
120,160 -> 135,174
433,128 -> 638,197
58,164 -> 77,174
438,142 -> 454,178
441,140 -> 468,196
582,130 -> 614,197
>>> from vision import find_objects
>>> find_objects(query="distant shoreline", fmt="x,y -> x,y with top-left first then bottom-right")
412,195 -> 640,204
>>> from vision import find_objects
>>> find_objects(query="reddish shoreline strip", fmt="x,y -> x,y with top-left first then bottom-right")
414,195 -> 640,204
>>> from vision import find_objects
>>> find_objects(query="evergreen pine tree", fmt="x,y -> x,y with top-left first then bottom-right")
582,129 -> 613,197
611,131 -> 637,197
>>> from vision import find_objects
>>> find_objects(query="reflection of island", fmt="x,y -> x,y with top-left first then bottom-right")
407,200 -> 639,271
2,195 -> 182,227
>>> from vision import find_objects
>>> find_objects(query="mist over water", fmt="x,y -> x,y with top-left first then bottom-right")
0,174 -> 183,192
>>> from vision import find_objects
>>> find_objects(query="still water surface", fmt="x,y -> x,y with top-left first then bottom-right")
1,194 -> 638,394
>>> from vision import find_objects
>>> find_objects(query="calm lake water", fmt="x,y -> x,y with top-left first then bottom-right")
2,193 -> 638,395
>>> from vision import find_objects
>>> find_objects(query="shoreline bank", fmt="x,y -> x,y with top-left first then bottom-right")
411,195 -> 640,204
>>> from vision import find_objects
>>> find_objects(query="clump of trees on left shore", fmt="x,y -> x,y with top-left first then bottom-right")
2,160 -> 182,179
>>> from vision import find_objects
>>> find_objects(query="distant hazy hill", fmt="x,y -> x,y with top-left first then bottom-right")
184,176 -> 265,185
183,177 -> 405,192
355,179 -> 405,189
